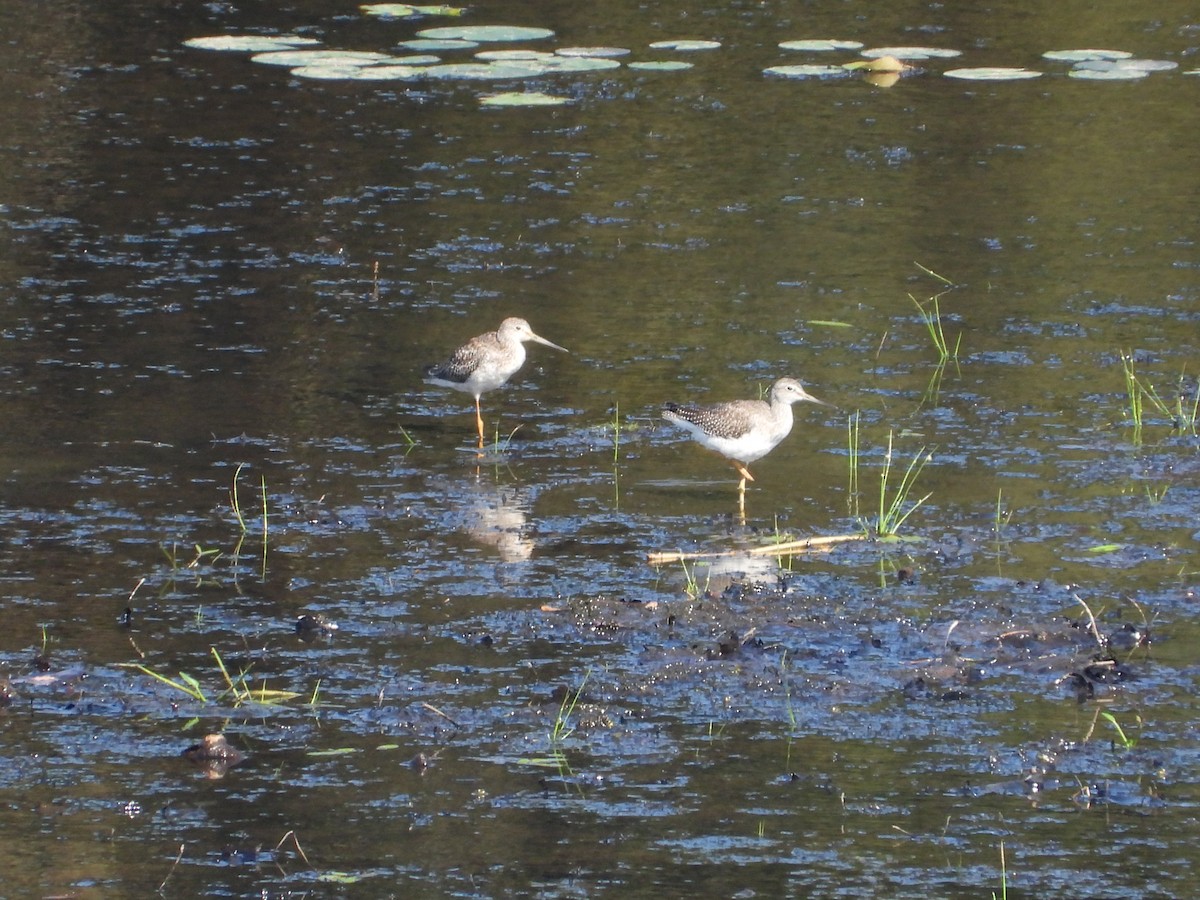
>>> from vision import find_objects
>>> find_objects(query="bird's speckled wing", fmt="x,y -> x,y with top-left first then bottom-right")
663,400 -> 761,440
424,332 -> 500,384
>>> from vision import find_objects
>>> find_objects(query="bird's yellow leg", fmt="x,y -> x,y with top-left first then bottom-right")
475,399 -> 485,449
729,460 -> 755,483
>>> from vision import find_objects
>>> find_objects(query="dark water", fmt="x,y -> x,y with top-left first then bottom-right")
2,0 -> 1199,896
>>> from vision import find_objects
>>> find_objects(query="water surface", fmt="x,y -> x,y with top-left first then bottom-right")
1,0 -> 1198,896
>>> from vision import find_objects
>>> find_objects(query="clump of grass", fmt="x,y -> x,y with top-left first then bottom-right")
517,672 -> 591,774
911,292 -> 961,363
848,417 -> 933,538
487,423 -> 522,457
133,663 -> 208,703
230,463 -> 250,533
129,647 -> 301,708
1100,710 -> 1139,751
1120,352 -> 1199,441
610,401 -> 621,462
781,650 -> 798,731
847,411 -> 861,520
771,515 -> 795,572
680,557 -> 710,600
875,431 -> 933,537
229,464 -> 270,577
550,671 -> 588,746
911,263 -> 962,363
993,488 -> 1011,537
991,840 -> 1007,900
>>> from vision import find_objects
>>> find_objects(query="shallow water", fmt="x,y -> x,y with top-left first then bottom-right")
1,0 -> 1199,896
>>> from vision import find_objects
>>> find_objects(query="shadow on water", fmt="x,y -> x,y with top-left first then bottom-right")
1,0 -> 1199,895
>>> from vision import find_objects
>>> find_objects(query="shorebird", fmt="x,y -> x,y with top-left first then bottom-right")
663,376 -> 828,501
424,317 -> 568,448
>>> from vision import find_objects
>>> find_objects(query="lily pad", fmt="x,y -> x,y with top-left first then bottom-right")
648,39 -> 721,51
480,91 -> 571,106
251,50 -> 395,67
627,60 -> 694,71
1078,58 -> 1177,72
421,62 -> 541,79
360,3 -> 416,15
290,63 -> 429,80
764,64 -> 846,79
399,38 -> 478,51
861,46 -> 962,59
523,56 -> 621,74
944,67 -> 1043,81
416,25 -> 554,43
474,49 -> 554,61
184,35 -> 322,52
361,3 -> 465,16
1068,65 -> 1150,81
389,54 -> 442,65
556,46 -> 632,58
778,39 -> 864,52
1042,48 -> 1133,62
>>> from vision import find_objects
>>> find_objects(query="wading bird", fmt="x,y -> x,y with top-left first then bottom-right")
424,317 -> 568,448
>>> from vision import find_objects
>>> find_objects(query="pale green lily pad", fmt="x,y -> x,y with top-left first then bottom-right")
1077,58 -> 1176,72
400,38 -> 478,51
291,63 -> 429,80
184,35 -> 321,52
556,46 -> 631,58
1068,65 -> 1149,81
251,50 -> 395,67
1042,48 -> 1132,62
361,3 -> 466,16
628,60 -> 694,71
861,46 -> 962,59
470,56 -> 619,76
421,62 -> 541,79
764,64 -> 847,79
417,25 -> 554,42
779,39 -> 864,52
360,3 -> 416,15
649,39 -> 721,51
390,54 -> 441,65
522,56 -> 621,74
480,91 -> 571,106
944,67 -> 1043,81
475,49 -> 553,61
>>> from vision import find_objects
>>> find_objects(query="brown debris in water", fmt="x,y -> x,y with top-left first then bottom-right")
182,733 -> 246,779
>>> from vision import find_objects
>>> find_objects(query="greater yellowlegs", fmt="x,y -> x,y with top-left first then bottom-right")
663,376 -> 828,498
423,317 -> 568,448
